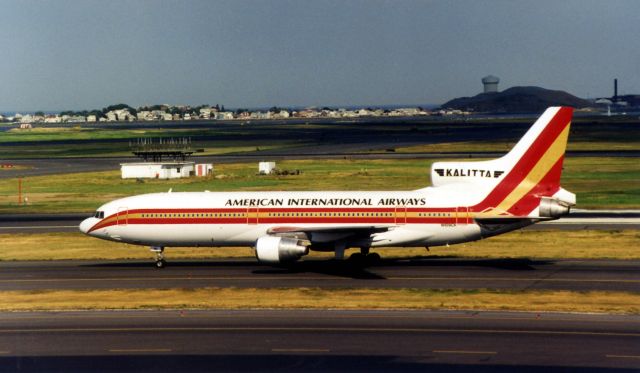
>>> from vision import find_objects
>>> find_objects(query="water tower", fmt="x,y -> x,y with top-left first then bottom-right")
482,75 -> 500,93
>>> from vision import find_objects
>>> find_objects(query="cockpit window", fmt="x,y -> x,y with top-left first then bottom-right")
94,211 -> 105,219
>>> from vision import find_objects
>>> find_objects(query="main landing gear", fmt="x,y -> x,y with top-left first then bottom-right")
151,246 -> 165,269
347,247 -> 381,266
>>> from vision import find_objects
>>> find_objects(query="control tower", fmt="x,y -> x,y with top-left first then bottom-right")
482,75 -> 500,93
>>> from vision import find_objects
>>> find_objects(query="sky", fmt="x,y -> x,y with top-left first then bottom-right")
1,0 -> 639,112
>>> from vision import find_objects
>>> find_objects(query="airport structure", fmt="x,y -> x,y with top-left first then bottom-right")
195,163 -> 214,177
482,75 -> 500,93
120,137 -> 211,179
121,162 -> 194,179
259,161 -> 276,175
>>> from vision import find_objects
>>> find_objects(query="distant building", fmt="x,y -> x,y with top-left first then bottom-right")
20,114 -> 34,123
482,75 -> 500,93
106,112 -> 117,121
120,162 -> 195,179
67,115 -> 86,123
199,107 -> 213,119
259,162 -> 276,175
216,112 -> 234,120
195,163 -> 213,177
44,115 -> 62,123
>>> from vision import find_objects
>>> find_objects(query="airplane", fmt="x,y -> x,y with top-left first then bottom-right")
80,106 -> 576,268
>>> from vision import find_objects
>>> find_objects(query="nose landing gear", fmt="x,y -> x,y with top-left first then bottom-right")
150,246 -> 165,269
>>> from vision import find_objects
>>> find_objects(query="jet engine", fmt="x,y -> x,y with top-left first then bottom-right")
255,236 -> 309,264
538,197 -> 571,218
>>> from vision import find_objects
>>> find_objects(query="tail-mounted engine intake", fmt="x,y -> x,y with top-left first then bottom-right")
538,197 -> 571,219
255,236 -> 309,264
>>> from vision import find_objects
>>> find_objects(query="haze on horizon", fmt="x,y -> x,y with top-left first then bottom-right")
1,0 -> 639,112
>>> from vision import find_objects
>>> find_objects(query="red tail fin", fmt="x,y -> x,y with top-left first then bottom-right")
473,106 -> 573,216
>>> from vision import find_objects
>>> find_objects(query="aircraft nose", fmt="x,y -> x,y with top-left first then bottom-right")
79,217 -> 95,234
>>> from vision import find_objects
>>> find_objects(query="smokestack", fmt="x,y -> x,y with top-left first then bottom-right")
614,78 -> 618,102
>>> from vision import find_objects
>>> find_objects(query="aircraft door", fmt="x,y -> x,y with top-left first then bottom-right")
395,206 -> 407,225
247,208 -> 259,224
456,206 -> 469,225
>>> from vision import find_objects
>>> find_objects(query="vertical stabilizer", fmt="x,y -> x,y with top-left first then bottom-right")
431,107 -> 575,217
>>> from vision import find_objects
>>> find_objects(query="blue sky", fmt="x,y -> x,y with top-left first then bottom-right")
1,0 -> 639,111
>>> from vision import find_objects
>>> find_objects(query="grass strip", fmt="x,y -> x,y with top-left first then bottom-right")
0,288 -> 637,314
1,157 -> 638,213
1,230 -> 638,261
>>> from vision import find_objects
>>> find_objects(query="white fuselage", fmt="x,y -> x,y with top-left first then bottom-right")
80,188 -> 493,249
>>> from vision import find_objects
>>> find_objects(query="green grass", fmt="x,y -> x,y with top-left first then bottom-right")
561,157 -> 640,208
0,157 -> 638,213
0,159 -> 429,213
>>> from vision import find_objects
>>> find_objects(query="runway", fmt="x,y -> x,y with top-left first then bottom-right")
0,309 -> 638,372
3,149 -> 639,180
0,213 -> 88,233
1,258 -> 638,292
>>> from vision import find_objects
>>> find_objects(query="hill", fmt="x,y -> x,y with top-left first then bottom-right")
442,86 -> 591,113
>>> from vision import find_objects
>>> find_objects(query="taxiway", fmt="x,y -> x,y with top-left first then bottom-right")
0,309 -> 638,372
0,258 -> 638,292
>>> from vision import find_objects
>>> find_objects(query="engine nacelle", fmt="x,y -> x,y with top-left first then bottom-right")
255,236 -> 309,264
539,197 -> 571,218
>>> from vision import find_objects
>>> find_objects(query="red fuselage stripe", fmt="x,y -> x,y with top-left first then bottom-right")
88,207 -> 465,232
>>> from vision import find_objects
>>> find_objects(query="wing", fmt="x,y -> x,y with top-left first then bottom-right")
267,225 -> 391,247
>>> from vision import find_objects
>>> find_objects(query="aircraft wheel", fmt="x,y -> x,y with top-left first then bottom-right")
349,252 -> 364,260
155,259 -> 166,269
348,253 -> 364,263
348,253 -> 367,267
366,252 -> 381,265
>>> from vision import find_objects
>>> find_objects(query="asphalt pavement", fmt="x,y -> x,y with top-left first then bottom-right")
1,258 -> 638,292
0,309 -> 638,372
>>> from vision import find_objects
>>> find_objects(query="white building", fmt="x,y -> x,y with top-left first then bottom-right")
20,114 -> 34,123
259,161 -> 276,175
116,110 -> 134,121
215,112 -> 234,120
44,115 -> 62,123
121,162 -> 195,179
67,115 -> 86,123
137,111 -> 153,121
199,107 -> 214,119
195,163 -> 213,177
